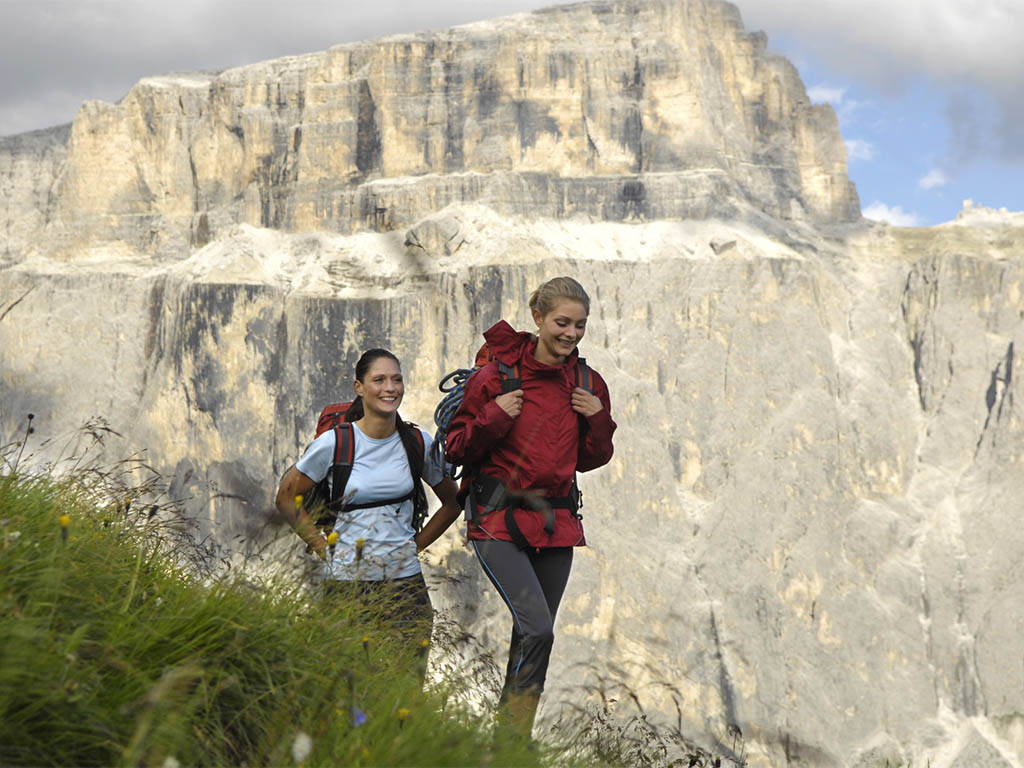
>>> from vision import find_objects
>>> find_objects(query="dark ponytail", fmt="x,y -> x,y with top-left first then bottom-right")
348,348 -> 428,531
345,397 -> 364,421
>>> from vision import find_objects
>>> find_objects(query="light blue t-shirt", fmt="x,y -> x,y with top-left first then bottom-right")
296,423 -> 443,581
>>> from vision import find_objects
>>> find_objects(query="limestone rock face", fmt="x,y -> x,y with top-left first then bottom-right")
0,0 -> 857,264
2,1 -> 1022,766
0,125 -> 69,264
3,209 -> 1023,767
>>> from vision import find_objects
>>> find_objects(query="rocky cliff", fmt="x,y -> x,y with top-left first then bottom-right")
1,0 -> 856,265
2,1 -> 1023,767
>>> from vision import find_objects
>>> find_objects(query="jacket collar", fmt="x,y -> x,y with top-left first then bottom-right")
483,320 -> 580,375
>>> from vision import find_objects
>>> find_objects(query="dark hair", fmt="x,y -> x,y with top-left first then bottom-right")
344,348 -> 429,531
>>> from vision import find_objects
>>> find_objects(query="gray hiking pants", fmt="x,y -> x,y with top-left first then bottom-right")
472,539 -> 574,697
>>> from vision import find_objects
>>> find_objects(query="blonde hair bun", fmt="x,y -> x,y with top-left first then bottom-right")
528,276 -> 591,317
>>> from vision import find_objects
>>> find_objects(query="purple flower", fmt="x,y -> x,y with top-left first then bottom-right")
351,706 -> 367,727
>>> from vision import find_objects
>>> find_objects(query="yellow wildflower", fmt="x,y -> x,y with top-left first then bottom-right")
326,532 -> 339,546
59,514 -> 71,528
295,494 -> 304,509
397,707 -> 410,726
355,537 -> 365,561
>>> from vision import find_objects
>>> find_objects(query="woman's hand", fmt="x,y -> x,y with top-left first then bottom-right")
571,387 -> 603,418
275,465 -> 324,554
495,388 -> 524,418
308,534 -> 328,559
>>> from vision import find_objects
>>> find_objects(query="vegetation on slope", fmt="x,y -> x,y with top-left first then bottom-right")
0,418 -> 738,767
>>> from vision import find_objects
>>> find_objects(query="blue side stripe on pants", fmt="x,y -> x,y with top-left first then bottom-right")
471,539 -> 526,680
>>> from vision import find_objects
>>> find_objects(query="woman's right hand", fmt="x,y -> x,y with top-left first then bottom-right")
495,388 -> 524,418
308,534 -> 328,560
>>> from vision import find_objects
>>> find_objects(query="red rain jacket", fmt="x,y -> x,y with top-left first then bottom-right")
445,320 -> 616,547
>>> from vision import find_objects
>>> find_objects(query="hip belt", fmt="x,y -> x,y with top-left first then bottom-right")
462,473 -> 581,550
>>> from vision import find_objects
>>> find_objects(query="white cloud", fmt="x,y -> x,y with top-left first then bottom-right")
835,98 -> 865,122
918,169 -> 950,190
0,0 -> 553,135
807,85 -> 865,122
807,85 -> 846,105
862,201 -> 921,227
737,0 -> 1024,84
2,0 -> 1022,164
844,139 -> 875,162
736,0 -> 1024,162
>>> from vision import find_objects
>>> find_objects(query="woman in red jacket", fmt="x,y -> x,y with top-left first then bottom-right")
445,276 -> 616,735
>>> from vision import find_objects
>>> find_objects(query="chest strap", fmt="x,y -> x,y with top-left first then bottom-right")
341,490 -> 415,512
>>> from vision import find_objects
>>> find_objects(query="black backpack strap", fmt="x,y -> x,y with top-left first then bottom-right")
399,424 -> 429,531
571,359 -> 594,513
410,426 -> 425,472
504,508 -> 533,551
574,358 -> 593,393
333,423 -> 423,514
497,361 -> 521,393
344,490 -> 415,511
329,423 -> 355,507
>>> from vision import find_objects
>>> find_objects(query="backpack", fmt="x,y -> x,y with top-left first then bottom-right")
298,401 -> 426,530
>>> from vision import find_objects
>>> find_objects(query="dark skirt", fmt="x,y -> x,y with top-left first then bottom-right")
322,571 -> 433,630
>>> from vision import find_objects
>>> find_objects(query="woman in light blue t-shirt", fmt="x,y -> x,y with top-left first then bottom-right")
276,349 -> 461,622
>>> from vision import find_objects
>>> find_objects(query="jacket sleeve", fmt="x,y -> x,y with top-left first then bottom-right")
445,363 -> 516,466
577,369 -> 616,472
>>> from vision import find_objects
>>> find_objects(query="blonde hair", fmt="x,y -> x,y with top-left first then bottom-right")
528,276 -> 590,317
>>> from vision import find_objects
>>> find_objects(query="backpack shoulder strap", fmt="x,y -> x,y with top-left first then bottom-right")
329,423 -> 355,506
413,426 -> 425,459
403,425 -> 426,477
574,358 -> 594,393
497,360 -> 522,393
573,358 -> 595,439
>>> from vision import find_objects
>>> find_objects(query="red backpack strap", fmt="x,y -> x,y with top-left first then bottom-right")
329,423 -> 355,506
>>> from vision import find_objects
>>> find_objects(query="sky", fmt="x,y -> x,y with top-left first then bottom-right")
1,0 -> 1021,227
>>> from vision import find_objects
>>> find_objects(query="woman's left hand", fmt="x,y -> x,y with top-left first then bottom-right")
571,387 -> 604,418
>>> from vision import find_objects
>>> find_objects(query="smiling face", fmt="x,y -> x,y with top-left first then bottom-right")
353,356 -> 404,417
532,299 -> 588,365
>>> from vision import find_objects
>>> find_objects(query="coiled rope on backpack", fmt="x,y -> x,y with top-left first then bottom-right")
432,367 -> 475,479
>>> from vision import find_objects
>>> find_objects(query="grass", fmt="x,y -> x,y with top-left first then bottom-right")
0,417 -> 741,767
0,440 -> 542,767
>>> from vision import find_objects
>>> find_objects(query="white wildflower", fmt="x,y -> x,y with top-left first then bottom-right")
291,731 -> 313,764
